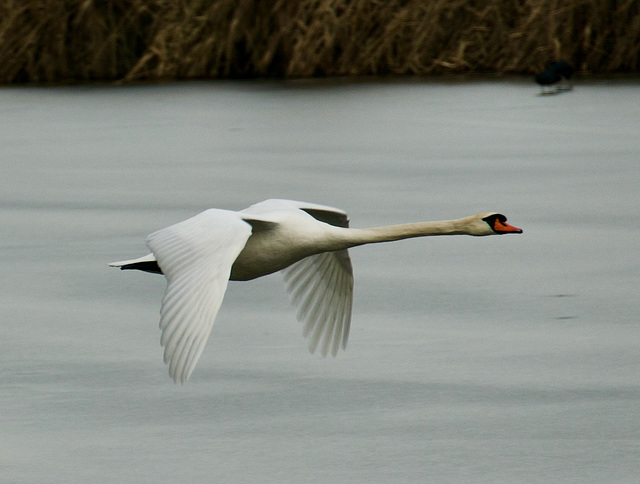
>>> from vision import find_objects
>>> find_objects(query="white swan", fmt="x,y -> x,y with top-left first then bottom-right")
110,199 -> 522,383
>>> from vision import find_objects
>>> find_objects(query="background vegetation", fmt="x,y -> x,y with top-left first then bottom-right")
1,0 -> 638,83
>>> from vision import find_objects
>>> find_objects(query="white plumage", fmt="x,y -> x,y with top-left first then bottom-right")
110,199 -> 522,383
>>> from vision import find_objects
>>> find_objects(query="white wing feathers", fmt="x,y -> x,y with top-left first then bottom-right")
138,200 -> 353,383
283,250 -> 354,357
241,198 -> 348,221
146,209 -> 252,384
249,199 -> 354,358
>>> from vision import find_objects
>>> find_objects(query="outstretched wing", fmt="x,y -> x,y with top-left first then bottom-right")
243,199 -> 354,357
241,199 -> 349,227
146,209 -> 252,383
282,250 -> 354,357
259,200 -> 353,357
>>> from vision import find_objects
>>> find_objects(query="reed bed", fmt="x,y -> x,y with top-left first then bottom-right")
1,0 -> 638,83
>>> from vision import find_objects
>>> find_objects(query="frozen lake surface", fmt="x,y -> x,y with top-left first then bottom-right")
1,79 -> 639,482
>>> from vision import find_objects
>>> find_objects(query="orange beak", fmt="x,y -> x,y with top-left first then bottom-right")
494,219 -> 523,234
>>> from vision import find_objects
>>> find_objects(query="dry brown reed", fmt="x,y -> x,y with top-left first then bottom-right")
1,0 -> 639,83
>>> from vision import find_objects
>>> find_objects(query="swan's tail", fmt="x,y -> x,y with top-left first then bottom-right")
109,253 -> 162,274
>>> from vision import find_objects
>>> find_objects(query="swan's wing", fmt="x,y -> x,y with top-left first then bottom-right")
146,209 -> 252,383
282,250 -> 354,357
242,199 -> 349,227
243,199 -> 353,356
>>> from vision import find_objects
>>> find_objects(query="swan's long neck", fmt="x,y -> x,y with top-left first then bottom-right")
337,217 -> 474,248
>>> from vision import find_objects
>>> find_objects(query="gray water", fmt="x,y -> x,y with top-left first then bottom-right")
1,79 -> 639,482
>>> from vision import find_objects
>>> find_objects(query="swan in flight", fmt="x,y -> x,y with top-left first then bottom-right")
110,199 -> 522,383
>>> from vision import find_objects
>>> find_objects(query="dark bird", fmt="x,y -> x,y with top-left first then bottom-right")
535,61 -> 574,94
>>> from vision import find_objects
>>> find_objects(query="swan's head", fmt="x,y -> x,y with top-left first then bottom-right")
463,213 -> 523,236
478,213 -> 523,235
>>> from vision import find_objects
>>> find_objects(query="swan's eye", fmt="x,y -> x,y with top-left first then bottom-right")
482,214 -> 499,225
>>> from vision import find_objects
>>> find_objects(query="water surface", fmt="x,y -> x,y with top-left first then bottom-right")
1,79 -> 639,482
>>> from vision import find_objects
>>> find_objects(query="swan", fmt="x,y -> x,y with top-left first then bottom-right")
110,199 -> 522,383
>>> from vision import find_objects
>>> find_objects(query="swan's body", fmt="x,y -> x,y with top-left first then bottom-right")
110,199 -> 522,383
